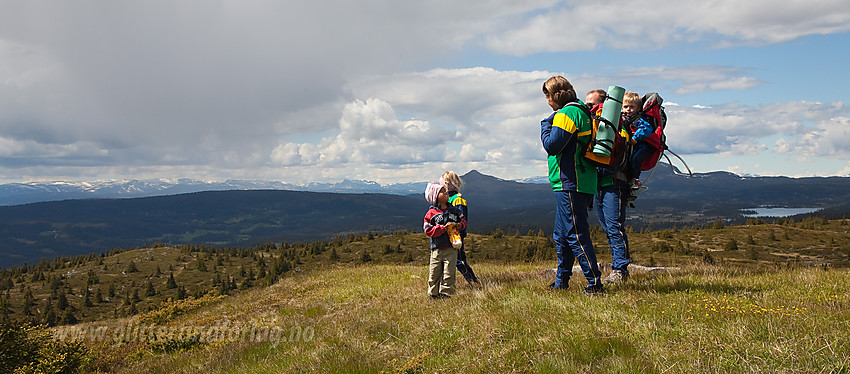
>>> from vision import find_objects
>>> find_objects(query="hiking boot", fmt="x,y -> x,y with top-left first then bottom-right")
604,270 -> 629,284
582,284 -> 604,295
628,179 -> 644,202
548,282 -> 568,290
630,178 -> 642,190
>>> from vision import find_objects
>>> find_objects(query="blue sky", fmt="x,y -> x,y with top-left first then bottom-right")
1,0 -> 849,185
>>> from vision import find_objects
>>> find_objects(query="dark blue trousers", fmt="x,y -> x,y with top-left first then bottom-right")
552,190 -> 602,288
456,244 -> 479,284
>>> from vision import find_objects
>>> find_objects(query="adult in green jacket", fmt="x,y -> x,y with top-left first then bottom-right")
540,76 -> 603,294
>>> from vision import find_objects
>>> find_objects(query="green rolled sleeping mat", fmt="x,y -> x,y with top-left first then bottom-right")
592,85 -> 625,157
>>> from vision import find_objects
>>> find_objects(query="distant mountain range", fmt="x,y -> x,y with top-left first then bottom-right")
1,167 -> 848,268
0,178 -> 426,206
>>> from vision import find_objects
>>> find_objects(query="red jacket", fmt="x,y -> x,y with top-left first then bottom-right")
423,205 -> 466,250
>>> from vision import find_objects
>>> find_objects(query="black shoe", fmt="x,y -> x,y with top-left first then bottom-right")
430,294 -> 450,300
583,284 -> 604,295
549,282 -> 568,290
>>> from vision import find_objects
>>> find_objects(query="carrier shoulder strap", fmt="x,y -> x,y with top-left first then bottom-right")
564,101 -> 592,118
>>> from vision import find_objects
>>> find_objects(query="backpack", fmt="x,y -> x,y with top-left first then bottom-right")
632,92 -> 667,171
566,102 -> 631,173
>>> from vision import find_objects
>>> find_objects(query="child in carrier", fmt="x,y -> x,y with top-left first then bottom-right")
622,91 -> 654,194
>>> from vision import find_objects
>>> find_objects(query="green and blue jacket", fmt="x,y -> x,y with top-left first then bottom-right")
540,100 -> 598,194
448,191 -> 468,238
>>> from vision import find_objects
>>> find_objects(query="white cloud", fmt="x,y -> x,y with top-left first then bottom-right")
271,98 -> 457,167
458,144 -> 482,162
774,138 -> 793,154
282,68 -> 849,181
0,136 -> 108,161
0,1 -> 558,182
593,66 -> 763,96
350,67 -> 552,127
785,116 -> 850,158
837,162 -> 850,177
665,102 -> 848,159
485,0 -> 850,55
0,1 -> 848,183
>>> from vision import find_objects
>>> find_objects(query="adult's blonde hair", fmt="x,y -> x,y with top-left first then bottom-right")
542,76 -> 577,108
623,91 -> 643,107
440,170 -> 464,191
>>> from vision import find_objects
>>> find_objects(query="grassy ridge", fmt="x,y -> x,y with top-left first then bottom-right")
3,218 -> 850,372
73,263 -> 849,373
3,217 -> 849,326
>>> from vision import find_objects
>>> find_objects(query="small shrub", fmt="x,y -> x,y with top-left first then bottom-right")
149,334 -> 204,354
492,228 -> 504,238
654,242 -> 673,253
139,291 -> 226,325
703,251 -> 715,265
0,322 -> 89,373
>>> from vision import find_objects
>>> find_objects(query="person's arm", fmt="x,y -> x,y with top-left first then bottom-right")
456,214 -> 467,232
631,117 -> 653,142
423,210 -> 446,238
541,111 -> 576,155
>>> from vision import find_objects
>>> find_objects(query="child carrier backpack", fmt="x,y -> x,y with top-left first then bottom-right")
566,102 -> 631,172
633,92 -> 667,171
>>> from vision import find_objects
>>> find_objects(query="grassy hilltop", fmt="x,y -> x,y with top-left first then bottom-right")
1,217 -> 849,372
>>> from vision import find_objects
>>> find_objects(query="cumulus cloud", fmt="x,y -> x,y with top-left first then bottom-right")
271,98 -> 457,167
345,68 -> 557,168
349,67 -> 552,126
785,116 -> 850,158
665,101 -> 848,158
837,162 -> 850,177
485,0 -> 850,55
586,66 -> 763,96
0,1 -> 557,182
271,66 -> 846,181
0,1 -> 848,183
348,67 -> 774,161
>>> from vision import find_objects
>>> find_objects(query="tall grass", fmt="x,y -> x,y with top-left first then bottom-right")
81,262 -> 849,373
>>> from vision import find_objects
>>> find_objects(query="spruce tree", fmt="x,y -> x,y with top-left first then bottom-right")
56,293 -> 68,311
145,281 -> 156,297
21,287 -> 35,315
176,286 -> 187,300
166,273 -> 178,289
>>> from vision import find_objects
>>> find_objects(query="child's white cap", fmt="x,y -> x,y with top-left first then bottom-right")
424,182 -> 442,206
